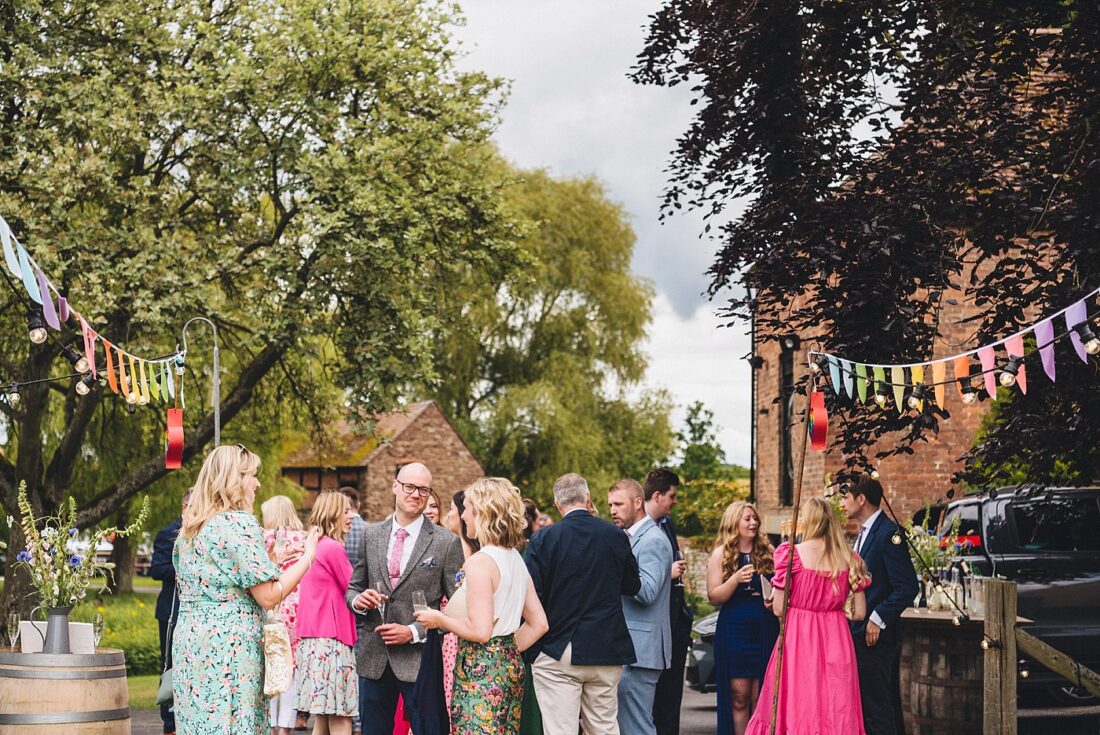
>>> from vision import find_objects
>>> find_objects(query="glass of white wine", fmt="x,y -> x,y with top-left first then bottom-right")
412,590 -> 428,613
7,612 -> 19,649
92,613 -> 105,648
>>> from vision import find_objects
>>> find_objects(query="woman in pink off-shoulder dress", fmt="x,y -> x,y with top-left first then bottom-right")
746,497 -> 871,735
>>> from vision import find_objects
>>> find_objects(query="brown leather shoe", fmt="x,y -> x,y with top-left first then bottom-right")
295,712 -> 309,731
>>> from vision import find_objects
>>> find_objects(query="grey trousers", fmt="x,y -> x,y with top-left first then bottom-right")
617,665 -> 663,735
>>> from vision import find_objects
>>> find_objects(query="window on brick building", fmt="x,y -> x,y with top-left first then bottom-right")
779,346 -> 796,507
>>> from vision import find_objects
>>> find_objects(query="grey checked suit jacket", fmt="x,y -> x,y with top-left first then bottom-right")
622,516 -> 673,670
344,516 -> 464,682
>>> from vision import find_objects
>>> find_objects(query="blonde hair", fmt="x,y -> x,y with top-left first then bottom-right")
180,445 -> 262,540
464,477 -> 527,550
261,495 -> 303,531
713,501 -> 774,580
309,491 -> 350,541
799,496 -> 854,588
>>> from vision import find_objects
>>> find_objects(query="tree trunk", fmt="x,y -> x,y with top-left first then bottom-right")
0,522 -> 39,625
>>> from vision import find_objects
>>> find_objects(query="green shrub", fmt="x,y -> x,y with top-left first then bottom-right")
675,477 -> 751,540
73,591 -> 161,675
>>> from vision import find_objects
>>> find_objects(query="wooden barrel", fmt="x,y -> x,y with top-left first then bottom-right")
900,615 -> 984,735
0,647 -> 130,734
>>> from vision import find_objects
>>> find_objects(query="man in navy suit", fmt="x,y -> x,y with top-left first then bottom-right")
150,489 -> 190,735
842,475 -> 918,735
526,473 -> 642,735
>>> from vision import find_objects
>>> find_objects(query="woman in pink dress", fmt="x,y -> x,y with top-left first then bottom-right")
746,497 -> 871,735
261,496 -> 308,735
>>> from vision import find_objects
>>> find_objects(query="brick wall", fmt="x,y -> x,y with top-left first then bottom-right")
361,402 -> 485,521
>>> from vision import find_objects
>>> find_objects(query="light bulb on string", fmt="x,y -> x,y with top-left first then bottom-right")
1073,321 -> 1100,356
809,355 -> 828,375
907,384 -> 927,411
63,345 -> 90,374
7,388 -> 19,405
75,374 -> 96,396
138,392 -> 149,406
999,356 -> 1022,387
125,391 -> 138,405
26,310 -> 48,345
870,469 -> 880,480
960,382 -> 978,405
874,386 -> 889,408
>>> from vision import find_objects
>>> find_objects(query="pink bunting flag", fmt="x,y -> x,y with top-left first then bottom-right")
978,345 -> 998,399
1034,318 -> 1056,382
1005,334 -> 1027,394
34,267 -> 60,330
80,316 -> 97,378
57,296 -> 70,324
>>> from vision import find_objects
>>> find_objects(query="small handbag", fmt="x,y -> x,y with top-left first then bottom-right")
156,591 -> 177,706
263,581 -> 293,696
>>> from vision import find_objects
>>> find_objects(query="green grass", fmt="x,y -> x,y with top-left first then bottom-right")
72,584 -> 162,675
128,673 -> 162,710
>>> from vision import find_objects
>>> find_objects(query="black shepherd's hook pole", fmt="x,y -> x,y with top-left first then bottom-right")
179,317 -> 221,446
769,395 -> 812,735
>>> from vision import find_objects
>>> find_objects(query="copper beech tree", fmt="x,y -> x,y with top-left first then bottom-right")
634,2 -> 1100,484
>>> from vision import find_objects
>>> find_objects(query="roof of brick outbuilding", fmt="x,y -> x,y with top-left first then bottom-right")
281,400 -> 438,469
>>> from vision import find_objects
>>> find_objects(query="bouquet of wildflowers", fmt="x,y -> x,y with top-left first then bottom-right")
15,481 -> 149,609
903,503 -> 961,580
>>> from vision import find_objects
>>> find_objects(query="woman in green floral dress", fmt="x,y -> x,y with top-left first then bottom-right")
173,445 -> 318,735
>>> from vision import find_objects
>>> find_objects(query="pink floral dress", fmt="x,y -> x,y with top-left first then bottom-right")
172,511 -> 279,735
264,528 -> 306,662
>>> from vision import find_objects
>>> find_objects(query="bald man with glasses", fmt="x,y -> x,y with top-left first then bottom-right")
345,462 -> 464,735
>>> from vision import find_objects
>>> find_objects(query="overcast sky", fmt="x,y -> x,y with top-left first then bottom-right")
453,0 -> 753,466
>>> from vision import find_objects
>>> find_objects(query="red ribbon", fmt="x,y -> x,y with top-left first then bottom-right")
809,390 -> 828,451
166,408 -> 184,469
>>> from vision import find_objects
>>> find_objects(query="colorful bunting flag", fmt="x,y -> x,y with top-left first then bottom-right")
1035,318 -> 1056,382
1005,335 -> 1027,395
977,346 -> 997,399
932,362 -> 946,408
855,363 -> 868,403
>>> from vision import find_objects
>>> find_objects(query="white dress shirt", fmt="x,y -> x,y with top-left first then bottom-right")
854,509 -> 886,630
626,515 -> 651,538
388,514 -> 426,577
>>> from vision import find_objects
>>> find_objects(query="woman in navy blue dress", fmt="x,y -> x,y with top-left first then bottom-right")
706,501 -> 779,735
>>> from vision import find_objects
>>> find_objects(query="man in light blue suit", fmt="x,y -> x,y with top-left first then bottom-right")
608,478 -> 673,735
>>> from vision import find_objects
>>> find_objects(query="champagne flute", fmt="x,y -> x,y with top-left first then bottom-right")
7,612 -> 19,649
412,590 -> 428,613
273,527 -> 287,564
374,582 -> 387,620
92,613 -> 105,648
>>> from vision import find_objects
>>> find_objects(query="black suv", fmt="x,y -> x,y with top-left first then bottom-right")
933,486 -> 1100,706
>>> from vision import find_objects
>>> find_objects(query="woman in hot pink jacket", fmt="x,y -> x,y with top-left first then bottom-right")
295,492 -> 359,735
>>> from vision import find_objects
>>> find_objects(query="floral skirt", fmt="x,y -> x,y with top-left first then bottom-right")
450,636 -> 524,735
295,637 -> 359,717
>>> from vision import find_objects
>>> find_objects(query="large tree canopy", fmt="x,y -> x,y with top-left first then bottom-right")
634,2 -> 1100,482
425,168 -> 675,506
0,0 -> 519,615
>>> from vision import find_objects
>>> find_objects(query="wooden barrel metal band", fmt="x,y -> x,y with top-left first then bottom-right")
0,651 -> 125,666
0,666 -> 126,679
0,707 -> 130,724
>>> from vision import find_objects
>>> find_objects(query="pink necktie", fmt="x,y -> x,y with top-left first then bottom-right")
389,528 -> 409,586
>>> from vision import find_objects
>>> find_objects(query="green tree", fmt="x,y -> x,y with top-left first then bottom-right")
0,0 -> 518,617
425,168 -> 675,508
677,401 -> 725,482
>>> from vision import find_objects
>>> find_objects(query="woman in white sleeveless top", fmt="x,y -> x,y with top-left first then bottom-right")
415,478 -> 549,735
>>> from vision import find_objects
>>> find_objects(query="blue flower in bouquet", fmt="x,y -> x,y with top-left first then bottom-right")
69,555 -> 82,568
16,550 -> 31,562
68,528 -> 78,537
454,570 -> 465,587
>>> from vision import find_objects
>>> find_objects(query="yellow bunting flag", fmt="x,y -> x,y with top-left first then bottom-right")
891,367 -> 906,415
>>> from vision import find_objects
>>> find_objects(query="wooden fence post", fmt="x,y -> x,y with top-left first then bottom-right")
983,578 -> 1018,735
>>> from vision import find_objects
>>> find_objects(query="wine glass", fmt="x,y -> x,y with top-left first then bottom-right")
273,527 -> 287,564
92,613 -> 105,648
412,590 -> 428,613
7,612 -> 19,649
374,582 -> 388,620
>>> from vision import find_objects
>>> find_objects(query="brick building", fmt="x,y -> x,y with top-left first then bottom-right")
280,400 -> 484,521
750,285 -> 994,536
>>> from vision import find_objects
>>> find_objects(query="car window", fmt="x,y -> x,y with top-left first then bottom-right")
1009,496 -> 1100,552
940,503 -> 983,555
